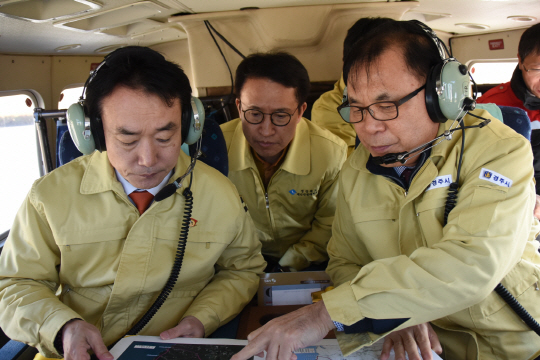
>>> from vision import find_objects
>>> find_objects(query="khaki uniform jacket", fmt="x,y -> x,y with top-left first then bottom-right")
221,118 -> 347,271
311,76 -> 356,156
322,109 -> 540,359
0,151 -> 266,358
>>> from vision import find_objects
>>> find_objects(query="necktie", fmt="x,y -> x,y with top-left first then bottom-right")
129,191 -> 154,215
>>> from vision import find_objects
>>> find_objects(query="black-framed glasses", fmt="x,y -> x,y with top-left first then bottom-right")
337,84 -> 426,123
239,103 -> 299,126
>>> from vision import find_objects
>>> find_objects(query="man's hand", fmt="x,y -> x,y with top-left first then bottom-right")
62,320 -> 113,360
231,300 -> 335,360
380,323 -> 442,360
534,194 -> 540,220
160,316 -> 205,339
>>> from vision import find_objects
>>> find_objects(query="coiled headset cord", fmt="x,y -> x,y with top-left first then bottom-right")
443,116 -> 540,335
126,185 -> 193,335
97,175 -> 194,358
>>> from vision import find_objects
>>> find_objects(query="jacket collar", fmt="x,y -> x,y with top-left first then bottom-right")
228,118 -> 311,176
80,150 -> 192,195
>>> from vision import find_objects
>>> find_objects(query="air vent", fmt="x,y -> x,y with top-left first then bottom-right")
131,26 -> 187,42
0,0 -> 101,22
455,23 -> 490,30
55,1 -> 166,32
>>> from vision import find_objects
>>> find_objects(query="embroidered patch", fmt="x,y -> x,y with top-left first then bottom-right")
426,175 -> 453,191
479,168 -> 513,188
289,189 -> 319,196
189,218 -> 198,227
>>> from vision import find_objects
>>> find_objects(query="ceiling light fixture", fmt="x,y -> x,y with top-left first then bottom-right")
455,23 -> 490,30
507,15 -> 537,22
54,44 -> 81,52
94,44 -> 128,54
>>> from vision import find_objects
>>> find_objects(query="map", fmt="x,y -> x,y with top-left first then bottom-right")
292,343 -> 384,360
110,336 -> 443,360
117,341 -> 252,360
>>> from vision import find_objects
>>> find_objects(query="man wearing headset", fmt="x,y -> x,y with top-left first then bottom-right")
220,52 -> 347,272
0,46 -> 266,360
477,23 -> 540,194
232,20 -> 540,360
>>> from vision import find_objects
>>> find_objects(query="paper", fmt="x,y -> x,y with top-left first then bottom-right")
271,284 -> 321,305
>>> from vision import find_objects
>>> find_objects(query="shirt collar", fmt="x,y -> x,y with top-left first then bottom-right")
115,169 -> 173,196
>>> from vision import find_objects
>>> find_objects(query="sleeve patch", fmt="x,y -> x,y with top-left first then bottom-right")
479,168 -> 513,188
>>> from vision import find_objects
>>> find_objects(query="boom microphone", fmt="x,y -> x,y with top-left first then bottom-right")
371,116 -> 490,166
155,182 -> 180,202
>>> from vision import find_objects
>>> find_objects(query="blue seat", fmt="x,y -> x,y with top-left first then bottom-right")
185,116 -> 229,176
0,339 -> 35,360
57,120 -> 82,167
497,105 -> 532,141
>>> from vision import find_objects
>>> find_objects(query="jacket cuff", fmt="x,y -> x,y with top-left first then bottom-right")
39,309 -> 83,358
321,282 -> 364,325
279,250 -> 309,271
182,307 -> 219,337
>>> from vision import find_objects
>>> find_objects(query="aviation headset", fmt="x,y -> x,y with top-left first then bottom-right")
340,20 -> 475,124
66,46 -> 205,155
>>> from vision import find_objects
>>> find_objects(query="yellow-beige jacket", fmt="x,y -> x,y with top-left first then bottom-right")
322,109 -> 540,359
311,76 -> 356,156
0,150 -> 266,358
221,118 -> 347,271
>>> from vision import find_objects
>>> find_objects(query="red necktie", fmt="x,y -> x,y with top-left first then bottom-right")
129,191 -> 154,215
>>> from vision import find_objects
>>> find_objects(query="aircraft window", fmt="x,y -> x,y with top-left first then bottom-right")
59,85 -> 84,109
469,61 -> 518,85
0,94 -> 41,235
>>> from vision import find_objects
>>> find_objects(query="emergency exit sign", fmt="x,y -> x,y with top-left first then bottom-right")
489,39 -> 504,50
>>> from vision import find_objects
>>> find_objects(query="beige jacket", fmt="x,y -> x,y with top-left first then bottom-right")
323,109 -> 540,359
0,150 -> 266,358
221,118 -> 347,270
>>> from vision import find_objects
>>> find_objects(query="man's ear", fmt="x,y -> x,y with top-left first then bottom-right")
235,98 -> 242,115
298,102 -> 308,118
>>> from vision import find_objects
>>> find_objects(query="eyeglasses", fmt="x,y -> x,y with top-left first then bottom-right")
239,103 -> 298,127
523,63 -> 540,78
337,84 -> 426,123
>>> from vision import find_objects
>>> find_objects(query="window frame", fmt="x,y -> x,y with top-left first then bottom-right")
467,58 -> 519,86
0,89 -> 46,176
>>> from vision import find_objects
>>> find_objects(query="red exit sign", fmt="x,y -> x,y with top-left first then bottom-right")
489,39 -> 504,50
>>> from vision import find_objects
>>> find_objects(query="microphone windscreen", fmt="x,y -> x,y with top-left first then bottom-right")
155,184 -> 178,202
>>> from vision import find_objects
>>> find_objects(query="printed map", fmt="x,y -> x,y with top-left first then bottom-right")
117,341 -> 253,360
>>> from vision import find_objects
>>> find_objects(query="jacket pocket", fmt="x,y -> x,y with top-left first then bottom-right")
470,260 -> 540,321
61,285 -> 112,327
350,208 -> 400,256
457,185 -> 508,235
416,194 -> 446,247
151,227 -> 230,291
57,227 -> 128,285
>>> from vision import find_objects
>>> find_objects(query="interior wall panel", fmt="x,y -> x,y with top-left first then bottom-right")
172,2 -> 418,93
451,28 -> 526,65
